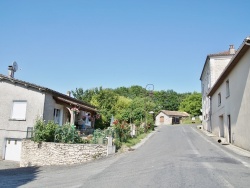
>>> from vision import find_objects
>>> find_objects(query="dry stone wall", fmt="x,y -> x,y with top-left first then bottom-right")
20,139 -> 107,167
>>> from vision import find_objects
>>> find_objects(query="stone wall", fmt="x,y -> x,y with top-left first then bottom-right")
20,139 -> 107,167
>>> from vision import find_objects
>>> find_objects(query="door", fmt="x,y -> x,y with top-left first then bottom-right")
5,138 -> 22,161
219,115 -> 224,137
160,116 -> 164,124
227,115 -> 231,143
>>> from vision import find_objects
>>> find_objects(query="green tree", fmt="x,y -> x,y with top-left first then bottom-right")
91,89 -> 119,128
113,96 -> 132,121
179,92 -> 202,116
71,87 -> 100,103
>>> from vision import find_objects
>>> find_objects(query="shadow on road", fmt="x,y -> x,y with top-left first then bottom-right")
0,166 -> 40,188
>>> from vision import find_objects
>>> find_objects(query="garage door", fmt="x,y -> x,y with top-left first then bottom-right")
5,138 -> 22,161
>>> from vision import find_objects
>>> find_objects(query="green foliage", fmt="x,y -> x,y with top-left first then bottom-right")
112,120 -> 131,142
182,117 -> 201,124
71,87 -> 100,103
91,89 -> 119,128
54,123 -> 83,144
32,120 -> 83,144
125,132 -> 147,148
72,85 -> 201,129
32,120 -> 58,142
179,92 -> 202,116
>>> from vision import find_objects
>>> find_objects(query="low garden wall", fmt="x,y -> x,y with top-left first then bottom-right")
20,139 -> 107,167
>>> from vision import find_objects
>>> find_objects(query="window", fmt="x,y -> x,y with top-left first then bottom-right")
11,101 -> 27,120
54,108 -> 61,124
226,80 -> 230,97
218,93 -> 221,106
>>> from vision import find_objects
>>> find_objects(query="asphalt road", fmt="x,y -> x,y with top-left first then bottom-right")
1,125 -> 250,188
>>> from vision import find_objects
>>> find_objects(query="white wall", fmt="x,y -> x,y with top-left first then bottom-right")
0,81 -> 45,158
210,50 -> 250,151
201,56 -> 232,131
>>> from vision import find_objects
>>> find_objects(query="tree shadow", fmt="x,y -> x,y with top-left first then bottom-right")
0,166 -> 40,188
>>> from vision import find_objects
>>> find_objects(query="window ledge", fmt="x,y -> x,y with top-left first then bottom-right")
9,119 -> 26,121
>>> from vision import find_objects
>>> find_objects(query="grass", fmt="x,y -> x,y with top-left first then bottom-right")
124,132 -> 150,148
182,117 -> 202,125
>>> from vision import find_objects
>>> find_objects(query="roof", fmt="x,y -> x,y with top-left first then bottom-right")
160,110 -> 189,117
200,48 -> 236,80
0,74 -> 97,112
207,37 -> 250,96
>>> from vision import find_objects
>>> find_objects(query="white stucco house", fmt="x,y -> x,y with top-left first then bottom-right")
155,110 -> 189,125
0,73 -> 98,161
200,45 -> 236,132
207,37 -> 250,151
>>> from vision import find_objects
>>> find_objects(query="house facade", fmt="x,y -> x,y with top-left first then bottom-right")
200,45 -> 235,132
0,73 -> 97,161
207,37 -> 250,151
155,110 -> 189,125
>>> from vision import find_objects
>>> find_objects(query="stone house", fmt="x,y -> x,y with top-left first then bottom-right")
0,73 -> 98,161
155,110 -> 189,125
200,45 -> 236,132
207,37 -> 250,151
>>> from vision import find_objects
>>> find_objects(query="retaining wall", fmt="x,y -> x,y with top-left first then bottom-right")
20,139 -> 107,167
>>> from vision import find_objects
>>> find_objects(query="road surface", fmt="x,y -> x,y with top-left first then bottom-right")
1,125 -> 250,188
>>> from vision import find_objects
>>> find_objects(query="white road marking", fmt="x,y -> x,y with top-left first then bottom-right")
183,127 -> 234,188
191,126 -> 250,168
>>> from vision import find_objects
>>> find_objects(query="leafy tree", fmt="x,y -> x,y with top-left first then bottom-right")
113,96 -> 132,121
179,92 -> 202,116
71,87 -> 100,103
91,89 -> 119,128
153,90 -> 181,111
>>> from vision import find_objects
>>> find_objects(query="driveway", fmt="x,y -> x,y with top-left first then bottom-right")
0,160 -> 19,170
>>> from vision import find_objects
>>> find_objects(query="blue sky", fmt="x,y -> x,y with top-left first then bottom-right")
1,0 -> 250,94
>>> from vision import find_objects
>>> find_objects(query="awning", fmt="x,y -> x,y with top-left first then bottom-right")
53,96 -> 98,113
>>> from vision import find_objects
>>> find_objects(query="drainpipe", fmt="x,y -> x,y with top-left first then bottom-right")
209,96 -> 212,132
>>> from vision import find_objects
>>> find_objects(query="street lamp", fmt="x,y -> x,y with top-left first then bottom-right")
145,84 -> 154,131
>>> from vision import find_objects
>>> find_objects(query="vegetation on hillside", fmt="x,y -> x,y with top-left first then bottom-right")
71,86 -> 202,129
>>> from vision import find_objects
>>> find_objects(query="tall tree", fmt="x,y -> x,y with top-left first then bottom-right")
179,92 -> 202,116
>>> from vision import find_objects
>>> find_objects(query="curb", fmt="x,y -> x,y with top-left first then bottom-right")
196,125 -> 250,158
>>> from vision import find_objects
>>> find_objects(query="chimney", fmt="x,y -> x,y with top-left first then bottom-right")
8,66 -> 14,78
67,91 -> 71,97
229,45 -> 235,55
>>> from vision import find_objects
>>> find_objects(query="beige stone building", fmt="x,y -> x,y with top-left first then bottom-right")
155,110 -> 189,125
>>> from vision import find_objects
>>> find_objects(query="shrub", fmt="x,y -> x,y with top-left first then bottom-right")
54,123 -> 83,144
112,120 -> 131,142
32,120 -> 58,142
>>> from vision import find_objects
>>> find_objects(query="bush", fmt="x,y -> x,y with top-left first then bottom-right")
32,120 -> 83,144
32,120 -> 58,142
54,123 -> 83,144
112,120 -> 131,142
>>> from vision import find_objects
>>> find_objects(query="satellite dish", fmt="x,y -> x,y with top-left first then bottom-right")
13,61 -> 18,72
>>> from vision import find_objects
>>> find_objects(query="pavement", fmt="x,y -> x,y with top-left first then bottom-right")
197,124 -> 250,158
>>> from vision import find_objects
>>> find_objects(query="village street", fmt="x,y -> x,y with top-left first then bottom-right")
1,125 -> 250,188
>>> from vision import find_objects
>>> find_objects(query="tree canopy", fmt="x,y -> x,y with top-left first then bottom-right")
178,92 -> 202,116
71,86 -> 201,129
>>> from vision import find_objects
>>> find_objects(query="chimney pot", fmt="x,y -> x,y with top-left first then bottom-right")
229,44 -> 235,55
67,91 -> 71,97
8,66 -> 14,78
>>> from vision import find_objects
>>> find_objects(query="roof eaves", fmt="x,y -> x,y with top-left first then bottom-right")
0,74 -> 97,109
207,39 -> 250,96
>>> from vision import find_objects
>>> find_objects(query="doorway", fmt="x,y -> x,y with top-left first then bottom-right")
227,115 -> 231,143
219,115 -> 224,137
